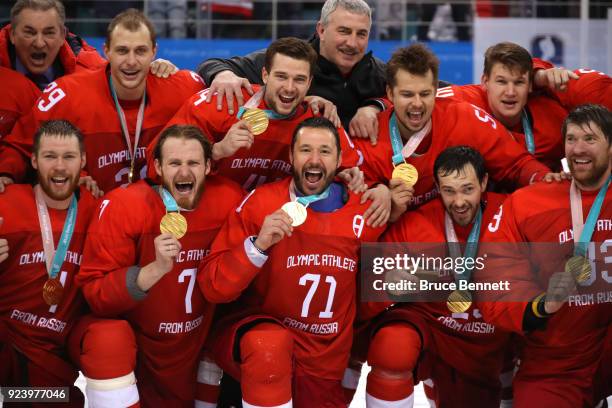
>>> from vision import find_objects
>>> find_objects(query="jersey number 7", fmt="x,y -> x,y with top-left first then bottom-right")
299,273 -> 337,319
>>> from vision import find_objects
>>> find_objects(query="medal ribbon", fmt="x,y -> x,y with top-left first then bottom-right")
236,88 -> 291,120
109,76 -> 146,182
521,109 -> 535,154
34,185 -> 78,280
389,112 -> 431,166
569,175 -> 611,256
444,207 -> 482,284
289,181 -> 332,207
159,187 -> 180,212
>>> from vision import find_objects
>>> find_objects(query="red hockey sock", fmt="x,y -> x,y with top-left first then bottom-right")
196,356 -> 222,404
366,323 -> 421,401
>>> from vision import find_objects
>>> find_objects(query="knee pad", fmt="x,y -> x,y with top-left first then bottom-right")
239,322 -> 293,406
368,322 -> 421,374
79,318 -> 137,380
240,322 -> 293,374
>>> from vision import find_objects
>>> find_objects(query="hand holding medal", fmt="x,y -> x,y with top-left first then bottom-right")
242,108 -> 269,135
280,183 -> 332,227
392,163 -> 419,187
544,270 -> 577,314
281,201 -> 307,226
255,209 -> 295,252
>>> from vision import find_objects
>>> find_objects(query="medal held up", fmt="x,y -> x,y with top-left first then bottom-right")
242,108 -> 269,135
567,175 -> 611,284
281,182 -> 333,227
159,187 -> 188,239
389,112 -> 428,187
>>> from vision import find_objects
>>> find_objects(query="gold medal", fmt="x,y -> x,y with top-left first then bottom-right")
565,255 -> 592,283
242,108 -> 269,135
160,212 -> 188,239
392,163 -> 419,186
281,201 -> 307,227
447,289 -> 472,313
42,278 -> 64,306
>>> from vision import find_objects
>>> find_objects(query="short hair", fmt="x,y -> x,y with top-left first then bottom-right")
10,0 -> 65,27
106,8 -> 156,48
320,0 -> 371,26
483,42 -> 533,80
386,43 -> 439,89
433,146 -> 487,184
562,104 -> 612,145
264,37 -> 318,77
291,117 -> 341,158
154,125 -> 213,163
33,120 -> 84,155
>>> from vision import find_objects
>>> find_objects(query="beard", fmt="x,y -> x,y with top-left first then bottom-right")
292,164 -> 335,196
161,177 -> 205,210
37,171 -> 79,201
570,158 -> 611,189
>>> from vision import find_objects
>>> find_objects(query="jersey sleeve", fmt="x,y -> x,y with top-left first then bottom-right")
0,80 -> 71,181
338,127 -> 363,169
197,191 -> 264,303
435,84 -> 484,106
533,59 -> 612,110
77,194 -> 142,316
0,70 -> 40,138
457,103 -> 550,187
554,69 -> 612,110
476,194 -> 539,333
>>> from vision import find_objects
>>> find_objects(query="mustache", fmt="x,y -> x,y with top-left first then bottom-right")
303,165 -> 327,176
338,46 -> 358,55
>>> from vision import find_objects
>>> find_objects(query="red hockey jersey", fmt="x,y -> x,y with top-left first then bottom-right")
532,59 -> 612,110
0,65 -> 204,192
200,178 -> 384,379
436,84 -> 567,170
379,192 -> 510,380
146,85 -> 362,191
0,66 -> 40,138
78,177 -> 243,400
0,184 -> 97,381
354,98 -> 549,208
477,180 -> 612,378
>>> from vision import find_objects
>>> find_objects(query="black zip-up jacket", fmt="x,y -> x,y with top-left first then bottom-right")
197,35 -> 387,129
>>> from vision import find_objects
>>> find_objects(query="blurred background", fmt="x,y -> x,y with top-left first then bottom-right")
1,1 -> 611,84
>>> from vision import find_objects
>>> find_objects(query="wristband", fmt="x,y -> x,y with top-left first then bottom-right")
531,292 -> 549,318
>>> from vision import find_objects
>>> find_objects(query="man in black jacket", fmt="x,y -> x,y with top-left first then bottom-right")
197,0 -> 386,143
